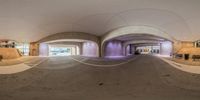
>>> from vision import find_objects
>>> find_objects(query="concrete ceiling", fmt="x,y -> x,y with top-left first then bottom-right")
43,39 -> 89,44
114,34 -> 166,42
0,0 -> 200,42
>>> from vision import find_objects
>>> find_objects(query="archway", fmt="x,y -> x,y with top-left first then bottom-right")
30,32 -> 100,57
101,26 -> 175,57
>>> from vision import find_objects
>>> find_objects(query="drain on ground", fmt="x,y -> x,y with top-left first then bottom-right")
98,83 -> 104,86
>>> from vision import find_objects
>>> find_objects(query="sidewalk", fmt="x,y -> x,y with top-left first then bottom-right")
0,63 -> 31,74
0,56 -> 47,74
159,57 -> 200,74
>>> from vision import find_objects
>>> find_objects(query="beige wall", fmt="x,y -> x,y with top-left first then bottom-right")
173,41 -> 182,53
173,41 -> 194,54
173,41 -> 200,59
0,48 -> 21,59
29,42 -> 39,56
181,41 -> 194,48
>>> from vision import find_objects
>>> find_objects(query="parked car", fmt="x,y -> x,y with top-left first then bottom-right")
134,50 -> 140,55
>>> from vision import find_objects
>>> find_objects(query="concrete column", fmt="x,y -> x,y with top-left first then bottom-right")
131,45 -> 136,55
122,44 -> 126,56
39,43 -> 49,56
125,45 -> 131,56
75,46 -> 77,55
129,45 -> 132,54
160,41 -> 173,56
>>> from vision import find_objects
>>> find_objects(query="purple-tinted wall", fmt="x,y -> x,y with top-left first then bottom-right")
160,41 -> 172,56
104,40 -> 123,57
126,45 -> 131,56
39,43 -> 49,56
82,42 -> 98,57
131,45 -> 136,55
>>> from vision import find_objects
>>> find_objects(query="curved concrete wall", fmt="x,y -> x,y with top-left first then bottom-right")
38,42 -> 99,57
101,26 -> 175,56
123,40 -> 161,47
35,32 -> 101,57
122,40 -> 161,56
37,32 -> 100,45
30,28 -> 176,57
102,26 -> 174,44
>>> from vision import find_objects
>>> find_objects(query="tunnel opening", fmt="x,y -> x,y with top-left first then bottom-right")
39,39 -> 99,57
103,34 -> 173,58
48,45 -> 79,56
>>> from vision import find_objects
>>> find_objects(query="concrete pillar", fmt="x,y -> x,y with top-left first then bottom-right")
122,44 -> 126,56
125,45 -> 131,56
39,43 -> 49,56
79,43 -> 83,55
75,46 -> 77,55
131,45 -> 136,54
98,42 -> 102,57
160,41 -> 173,56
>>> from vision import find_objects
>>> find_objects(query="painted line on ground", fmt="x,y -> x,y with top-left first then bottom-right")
29,58 -> 49,67
69,56 -> 138,67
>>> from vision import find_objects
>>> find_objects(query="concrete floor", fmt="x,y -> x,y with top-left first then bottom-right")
0,55 -> 200,100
